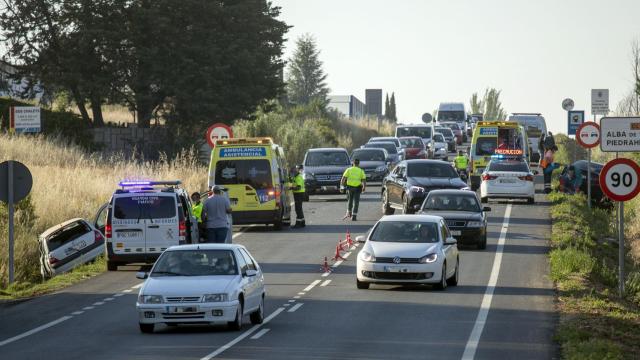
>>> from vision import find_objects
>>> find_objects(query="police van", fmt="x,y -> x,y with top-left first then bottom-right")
468,121 -> 530,190
208,137 -> 293,230
95,181 -> 199,271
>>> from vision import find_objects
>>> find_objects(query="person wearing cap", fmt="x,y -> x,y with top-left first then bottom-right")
289,165 -> 306,228
341,158 -> 366,221
190,192 -> 205,242
202,185 -> 232,243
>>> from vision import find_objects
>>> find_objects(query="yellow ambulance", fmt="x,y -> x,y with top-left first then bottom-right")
208,137 -> 293,230
468,121 -> 530,190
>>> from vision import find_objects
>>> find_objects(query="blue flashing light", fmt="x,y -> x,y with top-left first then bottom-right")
119,180 -> 181,187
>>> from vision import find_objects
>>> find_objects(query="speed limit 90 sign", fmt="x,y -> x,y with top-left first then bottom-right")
599,158 -> 640,202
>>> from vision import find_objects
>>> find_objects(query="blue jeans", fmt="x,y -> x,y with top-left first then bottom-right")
206,228 -> 228,243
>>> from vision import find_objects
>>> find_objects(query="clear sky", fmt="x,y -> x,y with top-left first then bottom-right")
272,0 -> 640,135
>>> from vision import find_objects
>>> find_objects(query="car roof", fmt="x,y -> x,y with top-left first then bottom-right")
404,159 -> 450,164
353,147 -> 387,153
370,136 -> 398,140
398,136 -> 422,140
366,141 -> 396,145
426,189 -> 477,197
113,190 -> 177,197
379,214 -> 443,223
307,148 -> 347,152
166,244 -> 246,251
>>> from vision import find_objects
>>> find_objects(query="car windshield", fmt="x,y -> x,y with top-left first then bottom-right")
400,138 -> 424,148
433,134 -> 444,142
371,137 -> 399,147
396,126 -> 432,139
443,123 -> 460,131
436,128 -> 453,137
407,162 -> 458,178
475,138 -> 497,156
422,193 -> 480,212
369,221 -> 439,243
214,159 -> 273,190
45,221 -> 90,251
365,142 -> 398,154
305,151 -> 350,166
113,195 -> 176,219
438,111 -> 465,122
488,160 -> 530,172
352,150 -> 385,162
151,250 -> 239,277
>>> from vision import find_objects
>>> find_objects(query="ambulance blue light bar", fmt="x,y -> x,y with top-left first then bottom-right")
119,180 -> 181,187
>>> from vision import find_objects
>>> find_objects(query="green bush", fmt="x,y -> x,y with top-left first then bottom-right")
0,195 -> 40,287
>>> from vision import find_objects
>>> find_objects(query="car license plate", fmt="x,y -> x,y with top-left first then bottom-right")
384,266 -> 409,273
451,230 -> 462,236
500,179 -> 516,183
117,231 -> 141,239
166,306 -> 198,313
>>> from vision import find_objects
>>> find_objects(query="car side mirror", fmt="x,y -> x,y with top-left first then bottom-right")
136,271 -> 148,280
245,269 -> 258,277
444,237 -> 457,245
356,235 -> 366,243
482,206 -> 491,212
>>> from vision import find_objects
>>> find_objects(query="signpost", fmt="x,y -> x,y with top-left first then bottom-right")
0,161 -> 33,284
599,117 -> 640,152
562,98 -> 575,111
206,123 -> 234,148
567,110 -> 584,135
9,106 -> 41,133
591,89 -> 610,116
421,113 -> 433,124
600,158 -> 640,297
576,122 -> 600,209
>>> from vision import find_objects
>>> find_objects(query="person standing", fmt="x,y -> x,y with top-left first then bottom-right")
190,192 -> 205,242
289,165 -> 306,228
541,145 -> 559,194
202,185 -> 232,243
543,131 -> 555,151
341,158 -> 366,221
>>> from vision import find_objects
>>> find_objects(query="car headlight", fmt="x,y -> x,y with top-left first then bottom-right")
359,250 -> 376,262
302,172 -> 315,180
138,295 -> 163,304
419,253 -> 438,263
461,186 -> 471,191
203,293 -> 229,302
410,186 -> 425,193
376,165 -> 387,172
467,221 -> 483,227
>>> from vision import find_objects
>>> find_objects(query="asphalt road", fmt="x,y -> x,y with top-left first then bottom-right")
0,149 -> 557,360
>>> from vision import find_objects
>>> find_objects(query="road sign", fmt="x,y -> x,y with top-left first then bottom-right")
567,110 -> 584,135
421,113 -> 433,123
206,123 -> 234,148
599,117 -> 640,152
576,122 -> 600,148
591,89 -> 609,115
599,158 -> 640,202
562,98 -> 574,111
10,106 -> 41,133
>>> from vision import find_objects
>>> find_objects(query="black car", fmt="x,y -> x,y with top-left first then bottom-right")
381,160 -> 469,215
351,148 -> 390,182
419,190 -> 490,249
303,148 -> 351,194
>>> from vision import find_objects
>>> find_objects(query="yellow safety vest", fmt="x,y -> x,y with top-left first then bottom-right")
454,155 -> 468,170
343,166 -> 366,187
293,174 -> 305,193
192,202 -> 203,223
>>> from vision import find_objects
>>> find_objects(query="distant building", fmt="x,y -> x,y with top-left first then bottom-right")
365,89 -> 383,118
328,95 -> 366,119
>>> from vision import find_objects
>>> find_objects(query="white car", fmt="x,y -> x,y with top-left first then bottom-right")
356,215 -> 459,290
431,133 -> 449,161
136,244 -> 265,333
480,157 -> 535,204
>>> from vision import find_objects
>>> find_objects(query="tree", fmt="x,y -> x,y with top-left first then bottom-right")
469,88 -> 506,121
384,93 -> 390,120
286,34 -> 329,106
616,39 -> 640,116
470,92 -> 483,114
389,92 -> 397,122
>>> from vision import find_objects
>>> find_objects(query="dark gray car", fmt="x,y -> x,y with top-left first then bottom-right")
351,148 -> 389,182
303,148 -> 351,194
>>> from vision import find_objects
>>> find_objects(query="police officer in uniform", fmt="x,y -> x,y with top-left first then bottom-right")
290,165 -> 306,228
453,150 -> 469,173
341,158 -> 366,221
190,192 -> 204,242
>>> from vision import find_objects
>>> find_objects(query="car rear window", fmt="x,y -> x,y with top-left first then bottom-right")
113,195 -> 177,219
365,142 -> 398,154
488,161 -> 529,172
422,193 -> 480,212
352,150 -> 386,162
305,152 -> 350,166
215,159 -> 273,190
46,221 -> 91,251
396,127 -> 432,139
370,221 -> 439,243
407,162 -> 458,178
400,138 -> 424,148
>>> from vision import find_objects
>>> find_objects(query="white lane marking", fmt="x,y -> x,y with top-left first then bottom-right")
93,302 -> 105,306
320,280 -> 331,287
332,260 -> 343,268
82,306 -> 94,310
303,280 -> 322,292
71,311 -> 84,315
297,292 -> 305,295
232,225 -> 256,239
250,328 -> 270,340
342,252 -> 352,259
283,304 -> 290,307
122,289 -> 132,293
293,296 -> 301,299
200,307 -> 284,360
131,283 -> 143,289
461,204 -> 512,360
287,303 -> 304,313
113,293 -> 125,297
321,271 -> 331,277
0,316 -> 72,347
103,297 -> 114,302
288,299 -> 296,303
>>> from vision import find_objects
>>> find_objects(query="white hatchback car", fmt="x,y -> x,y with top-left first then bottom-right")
136,244 -> 265,333
356,215 -> 459,290
480,157 -> 535,204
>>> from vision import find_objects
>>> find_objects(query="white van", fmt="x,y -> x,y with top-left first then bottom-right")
437,103 -> 470,141
506,113 -> 548,162
95,181 -> 199,271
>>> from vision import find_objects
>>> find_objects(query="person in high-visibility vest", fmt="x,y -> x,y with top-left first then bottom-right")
341,158 -> 366,221
289,165 -> 306,228
191,192 -> 204,242
453,150 -> 469,171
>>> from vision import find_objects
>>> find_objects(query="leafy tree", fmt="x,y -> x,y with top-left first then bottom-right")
470,92 -> 483,114
384,93 -> 390,120
286,34 -> 329,106
469,88 -> 506,121
389,92 -> 397,122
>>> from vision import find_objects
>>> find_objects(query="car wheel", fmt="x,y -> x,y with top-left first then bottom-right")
382,190 -> 395,215
481,196 -> 488,203
527,197 -> 535,204
139,323 -> 154,333
402,194 -> 414,214
273,218 -> 283,231
447,259 -> 459,286
228,300 -> 243,331
107,261 -> 119,271
478,234 -> 487,250
250,296 -> 265,324
357,279 -> 370,289
435,263 -> 447,290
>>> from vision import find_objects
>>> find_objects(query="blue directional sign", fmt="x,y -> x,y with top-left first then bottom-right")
568,110 -> 584,135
